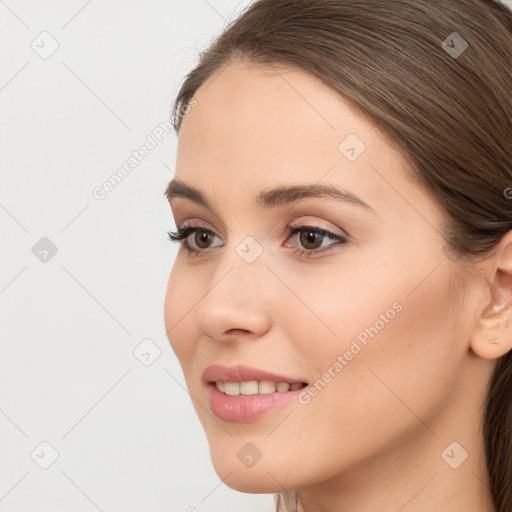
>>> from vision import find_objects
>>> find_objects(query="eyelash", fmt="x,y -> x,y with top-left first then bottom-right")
166,222 -> 348,259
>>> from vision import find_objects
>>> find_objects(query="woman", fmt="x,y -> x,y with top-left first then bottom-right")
164,1 -> 512,511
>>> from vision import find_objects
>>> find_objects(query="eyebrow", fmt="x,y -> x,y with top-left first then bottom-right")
165,177 -> 375,213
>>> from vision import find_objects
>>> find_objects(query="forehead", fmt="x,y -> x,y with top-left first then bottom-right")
173,62 -> 441,226
177,63 -> 377,184
178,62 -> 375,154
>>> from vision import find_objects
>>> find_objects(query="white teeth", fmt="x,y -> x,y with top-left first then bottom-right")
224,382 -> 240,396
240,381 -> 259,395
259,381 -> 277,394
214,380 -> 304,395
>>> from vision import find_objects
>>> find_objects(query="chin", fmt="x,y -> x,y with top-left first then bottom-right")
208,448 -> 296,494
214,465 -> 291,494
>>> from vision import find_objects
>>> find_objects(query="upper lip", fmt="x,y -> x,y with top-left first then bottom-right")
202,364 -> 308,384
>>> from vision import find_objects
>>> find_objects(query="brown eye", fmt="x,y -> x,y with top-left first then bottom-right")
285,223 -> 348,258
299,230 -> 323,250
167,225 -> 222,255
194,230 -> 214,249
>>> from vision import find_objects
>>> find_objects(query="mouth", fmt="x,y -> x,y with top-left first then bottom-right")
202,364 -> 309,423
206,381 -> 309,423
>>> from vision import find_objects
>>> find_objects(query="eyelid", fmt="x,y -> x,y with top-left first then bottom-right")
285,218 -> 349,240
180,219 -> 215,231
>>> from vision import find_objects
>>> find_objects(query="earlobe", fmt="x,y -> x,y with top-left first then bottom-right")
469,231 -> 512,360
471,304 -> 512,360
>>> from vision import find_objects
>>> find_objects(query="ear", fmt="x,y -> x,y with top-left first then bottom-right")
470,230 -> 512,359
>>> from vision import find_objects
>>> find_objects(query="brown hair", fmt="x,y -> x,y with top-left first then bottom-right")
169,1 -> 512,510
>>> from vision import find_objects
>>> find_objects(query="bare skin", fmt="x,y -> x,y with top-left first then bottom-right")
164,61 -> 512,512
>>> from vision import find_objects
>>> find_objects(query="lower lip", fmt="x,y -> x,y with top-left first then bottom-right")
206,383 -> 306,423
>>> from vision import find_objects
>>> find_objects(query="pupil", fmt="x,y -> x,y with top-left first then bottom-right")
196,231 -> 211,248
301,230 -> 321,249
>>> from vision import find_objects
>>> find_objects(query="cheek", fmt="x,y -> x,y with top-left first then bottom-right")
293,257 -> 462,444
164,261 -> 199,367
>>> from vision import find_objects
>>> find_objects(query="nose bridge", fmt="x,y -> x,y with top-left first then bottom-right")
214,226 -> 269,292
194,232 -> 272,337
214,232 -> 270,303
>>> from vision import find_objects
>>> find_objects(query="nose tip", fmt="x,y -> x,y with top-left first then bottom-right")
193,293 -> 272,343
194,312 -> 270,342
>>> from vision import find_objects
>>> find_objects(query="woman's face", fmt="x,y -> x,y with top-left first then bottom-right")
164,62 -> 483,493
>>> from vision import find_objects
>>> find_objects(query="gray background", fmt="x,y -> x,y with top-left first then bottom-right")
0,1 -> 274,511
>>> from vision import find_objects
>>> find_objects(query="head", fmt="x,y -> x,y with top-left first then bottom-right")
164,1 -> 512,511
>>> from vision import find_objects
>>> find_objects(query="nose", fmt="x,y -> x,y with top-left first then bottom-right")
193,242 -> 273,343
